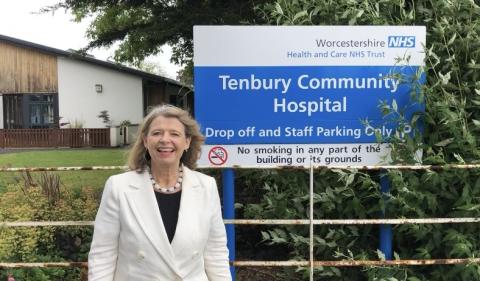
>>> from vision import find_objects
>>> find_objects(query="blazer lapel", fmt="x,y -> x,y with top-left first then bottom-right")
124,171 -> 180,275
171,166 -> 201,252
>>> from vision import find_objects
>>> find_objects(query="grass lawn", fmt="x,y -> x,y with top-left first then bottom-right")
0,148 -> 128,167
0,148 -> 129,192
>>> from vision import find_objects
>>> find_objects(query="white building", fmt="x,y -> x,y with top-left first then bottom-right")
0,34 -> 191,130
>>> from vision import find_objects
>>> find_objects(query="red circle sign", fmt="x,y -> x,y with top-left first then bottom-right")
208,146 -> 228,166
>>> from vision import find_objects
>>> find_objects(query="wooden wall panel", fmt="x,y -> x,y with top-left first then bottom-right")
0,41 -> 58,94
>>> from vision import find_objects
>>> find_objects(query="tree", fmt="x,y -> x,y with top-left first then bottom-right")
135,60 -> 170,78
43,0 -> 269,73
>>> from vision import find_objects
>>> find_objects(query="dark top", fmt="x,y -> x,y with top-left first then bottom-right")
154,190 -> 182,243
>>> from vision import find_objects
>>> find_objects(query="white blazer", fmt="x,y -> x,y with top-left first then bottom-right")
88,166 -> 231,281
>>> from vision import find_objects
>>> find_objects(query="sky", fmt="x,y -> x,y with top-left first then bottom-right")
0,0 -> 181,79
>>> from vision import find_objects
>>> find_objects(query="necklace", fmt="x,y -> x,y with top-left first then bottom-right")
149,165 -> 183,193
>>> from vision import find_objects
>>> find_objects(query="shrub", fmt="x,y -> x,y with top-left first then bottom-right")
0,172 -> 98,281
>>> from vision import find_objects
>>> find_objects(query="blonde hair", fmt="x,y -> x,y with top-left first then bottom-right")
127,104 -> 205,171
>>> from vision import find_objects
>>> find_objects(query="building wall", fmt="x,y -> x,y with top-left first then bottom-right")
0,41 -> 58,94
0,95 -> 3,129
57,57 -> 143,128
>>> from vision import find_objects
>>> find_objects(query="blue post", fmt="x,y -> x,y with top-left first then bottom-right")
379,172 -> 392,260
222,168 -> 235,280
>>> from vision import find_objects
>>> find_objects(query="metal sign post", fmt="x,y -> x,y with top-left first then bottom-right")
222,168 -> 236,279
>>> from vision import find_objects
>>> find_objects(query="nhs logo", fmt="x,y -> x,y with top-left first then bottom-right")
388,36 -> 415,48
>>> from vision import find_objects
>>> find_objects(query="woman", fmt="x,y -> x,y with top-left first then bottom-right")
88,105 -> 231,281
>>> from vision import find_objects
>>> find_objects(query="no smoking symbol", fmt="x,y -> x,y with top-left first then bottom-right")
208,146 -> 228,166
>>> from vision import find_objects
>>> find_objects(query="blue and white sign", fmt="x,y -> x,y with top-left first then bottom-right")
194,26 -> 425,167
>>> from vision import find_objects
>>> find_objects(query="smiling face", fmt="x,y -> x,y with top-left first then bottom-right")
143,115 -> 191,170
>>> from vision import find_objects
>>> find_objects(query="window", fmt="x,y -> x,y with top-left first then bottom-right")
2,94 -> 58,129
29,95 -> 56,128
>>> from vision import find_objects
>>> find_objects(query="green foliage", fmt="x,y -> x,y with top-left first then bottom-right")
236,0 -> 480,280
242,168 -> 384,280
0,172 -> 99,280
97,110 -> 112,128
0,151 -> 122,280
45,0 -> 270,69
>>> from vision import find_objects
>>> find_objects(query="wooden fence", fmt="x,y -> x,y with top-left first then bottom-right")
0,129 -> 110,148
